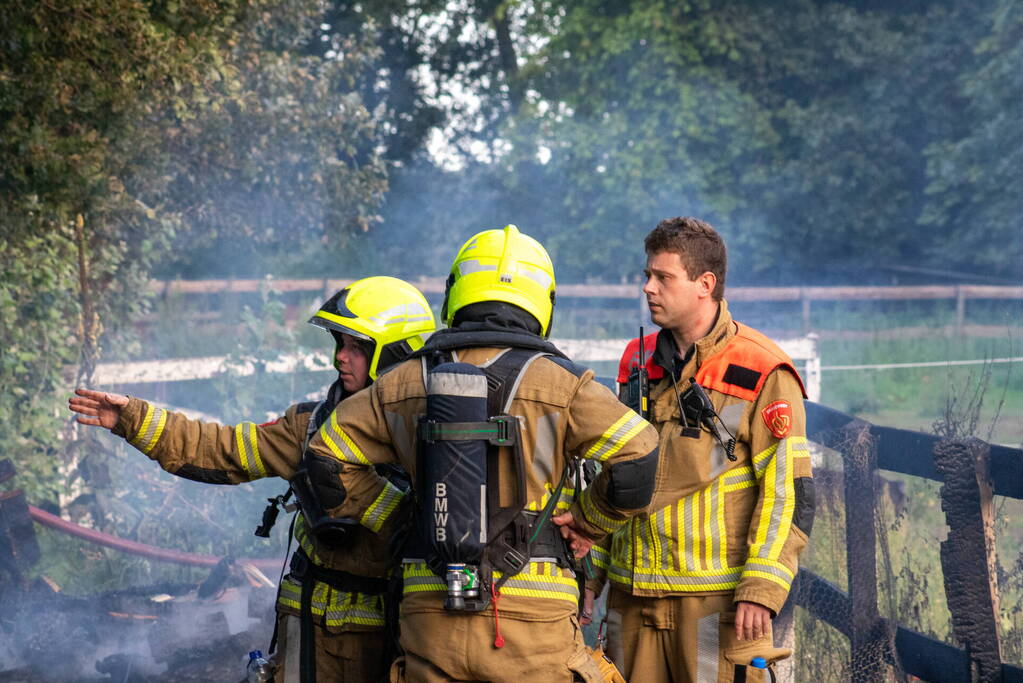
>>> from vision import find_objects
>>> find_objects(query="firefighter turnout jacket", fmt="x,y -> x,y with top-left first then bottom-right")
591,301 -> 814,615
111,395 -> 392,632
303,343 -> 661,622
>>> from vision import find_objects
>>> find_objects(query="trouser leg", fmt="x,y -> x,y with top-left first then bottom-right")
397,610 -> 603,683
605,589 -> 675,683
605,591 -> 778,683
274,614 -> 389,683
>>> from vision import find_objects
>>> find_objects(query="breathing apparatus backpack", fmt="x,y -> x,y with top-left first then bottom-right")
412,348 -> 574,612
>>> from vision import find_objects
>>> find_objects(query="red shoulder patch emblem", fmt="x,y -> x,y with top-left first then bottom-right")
761,400 -> 792,439
258,418 -> 280,428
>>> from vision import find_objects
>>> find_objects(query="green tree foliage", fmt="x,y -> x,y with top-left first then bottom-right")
500,0 -> 990,282
1,0 -> 386,513
363,1 -> 1016,285
922,0 -> 1023,281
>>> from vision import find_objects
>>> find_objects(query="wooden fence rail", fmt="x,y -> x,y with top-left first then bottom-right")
147,279 -> 1023,334
800,401 -> 1023,682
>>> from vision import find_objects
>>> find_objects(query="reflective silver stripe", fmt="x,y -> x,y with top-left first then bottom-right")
518,265 -> 553,290
696,612 -> 720,683
588,413 -> 645,462
499,576 -> 579,597
762,437 -> 792,559
320,414 -> 369,465
501,352 -> 546,412
578,489 -> 623,534
607,563 -> 634,583
636,516 -> 651,570
324,593 -> 385,626
428,371 -> 488,398
360,481 -> 405,532
632,568 -> 743,588
527,411 -> 560,480
744,558 -> 794,584
133,405 -> 167,454
402,576 -> 445,591
724,466 -> 756,488
656,508 -> 672,570
683,492 -> 697,571
369,301 -> 432,326
752,443 -> 777,477
709,481 -> 722,570
458,259 -> 497,276
589,545 -> 611,568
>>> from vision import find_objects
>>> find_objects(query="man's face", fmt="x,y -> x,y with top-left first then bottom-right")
335,333 -> 371,392
643,251 -> 709,331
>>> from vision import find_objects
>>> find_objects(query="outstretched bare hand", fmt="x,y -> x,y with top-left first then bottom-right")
69,388 -> 129,430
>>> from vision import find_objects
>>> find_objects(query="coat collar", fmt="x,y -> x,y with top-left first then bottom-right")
652,300 -> 735,380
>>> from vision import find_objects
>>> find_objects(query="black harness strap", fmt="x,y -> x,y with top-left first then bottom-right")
290,548 -> 390,682
420,348 -> 576,596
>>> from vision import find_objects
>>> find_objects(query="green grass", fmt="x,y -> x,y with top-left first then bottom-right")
820,332 -> 1023,446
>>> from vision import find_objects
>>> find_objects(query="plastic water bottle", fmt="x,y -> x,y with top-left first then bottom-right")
246,650 -> 273,682
750,656 -> 777,683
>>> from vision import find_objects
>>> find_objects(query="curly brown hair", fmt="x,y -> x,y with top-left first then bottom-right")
644,217 -> 727,301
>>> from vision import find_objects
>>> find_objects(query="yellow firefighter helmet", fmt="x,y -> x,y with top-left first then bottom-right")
310,276 -> 436,379
441,224 -> 556,337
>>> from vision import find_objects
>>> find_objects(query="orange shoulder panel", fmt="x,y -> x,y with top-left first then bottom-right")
617,332 -> 664,383
694,323 -> 807,401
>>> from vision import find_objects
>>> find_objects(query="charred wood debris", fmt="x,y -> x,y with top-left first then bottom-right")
0,460 -> 277,682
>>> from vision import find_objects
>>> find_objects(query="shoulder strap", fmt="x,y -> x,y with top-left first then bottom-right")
481,348 -> 547,415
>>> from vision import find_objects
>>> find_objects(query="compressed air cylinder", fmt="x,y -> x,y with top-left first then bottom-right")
418,362 -> 489,569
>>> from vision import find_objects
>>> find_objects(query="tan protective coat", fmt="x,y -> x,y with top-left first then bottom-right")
112,397 -> 389,679
303,346 -> 660,679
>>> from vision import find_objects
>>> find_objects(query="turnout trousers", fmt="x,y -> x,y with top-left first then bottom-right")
273,614 -> 390,683
605,590 -> 786,683
388,611 -> 604,683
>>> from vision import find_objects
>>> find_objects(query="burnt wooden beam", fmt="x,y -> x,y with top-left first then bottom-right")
805,403 -> 1023,499
0,488 -> 42,571
934,437 -> 1003,683
842,420 -> 890,682
0,458 -> 15,484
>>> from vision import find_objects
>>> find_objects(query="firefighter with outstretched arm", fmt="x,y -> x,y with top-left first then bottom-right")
69,276 -> 436,683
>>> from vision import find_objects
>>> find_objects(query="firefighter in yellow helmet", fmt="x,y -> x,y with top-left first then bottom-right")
301,225 -> 661,682
69,276 -> 436,683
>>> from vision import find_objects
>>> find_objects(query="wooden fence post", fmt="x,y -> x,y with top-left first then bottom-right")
933,437 -> 1003,682
0,460 -> 41,575
955,285 -> 967,335
842,421 -> 888,681
773,596 -> 797,683
801,288 -> 812,334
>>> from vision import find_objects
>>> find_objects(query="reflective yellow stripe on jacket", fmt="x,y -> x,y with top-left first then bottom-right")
130,404 -> 167,454
276,578 -> 385,628
594,436 -> 808,596
402,561 -> 579,605
279,516 -> 386,628
233,422 -> 267,479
